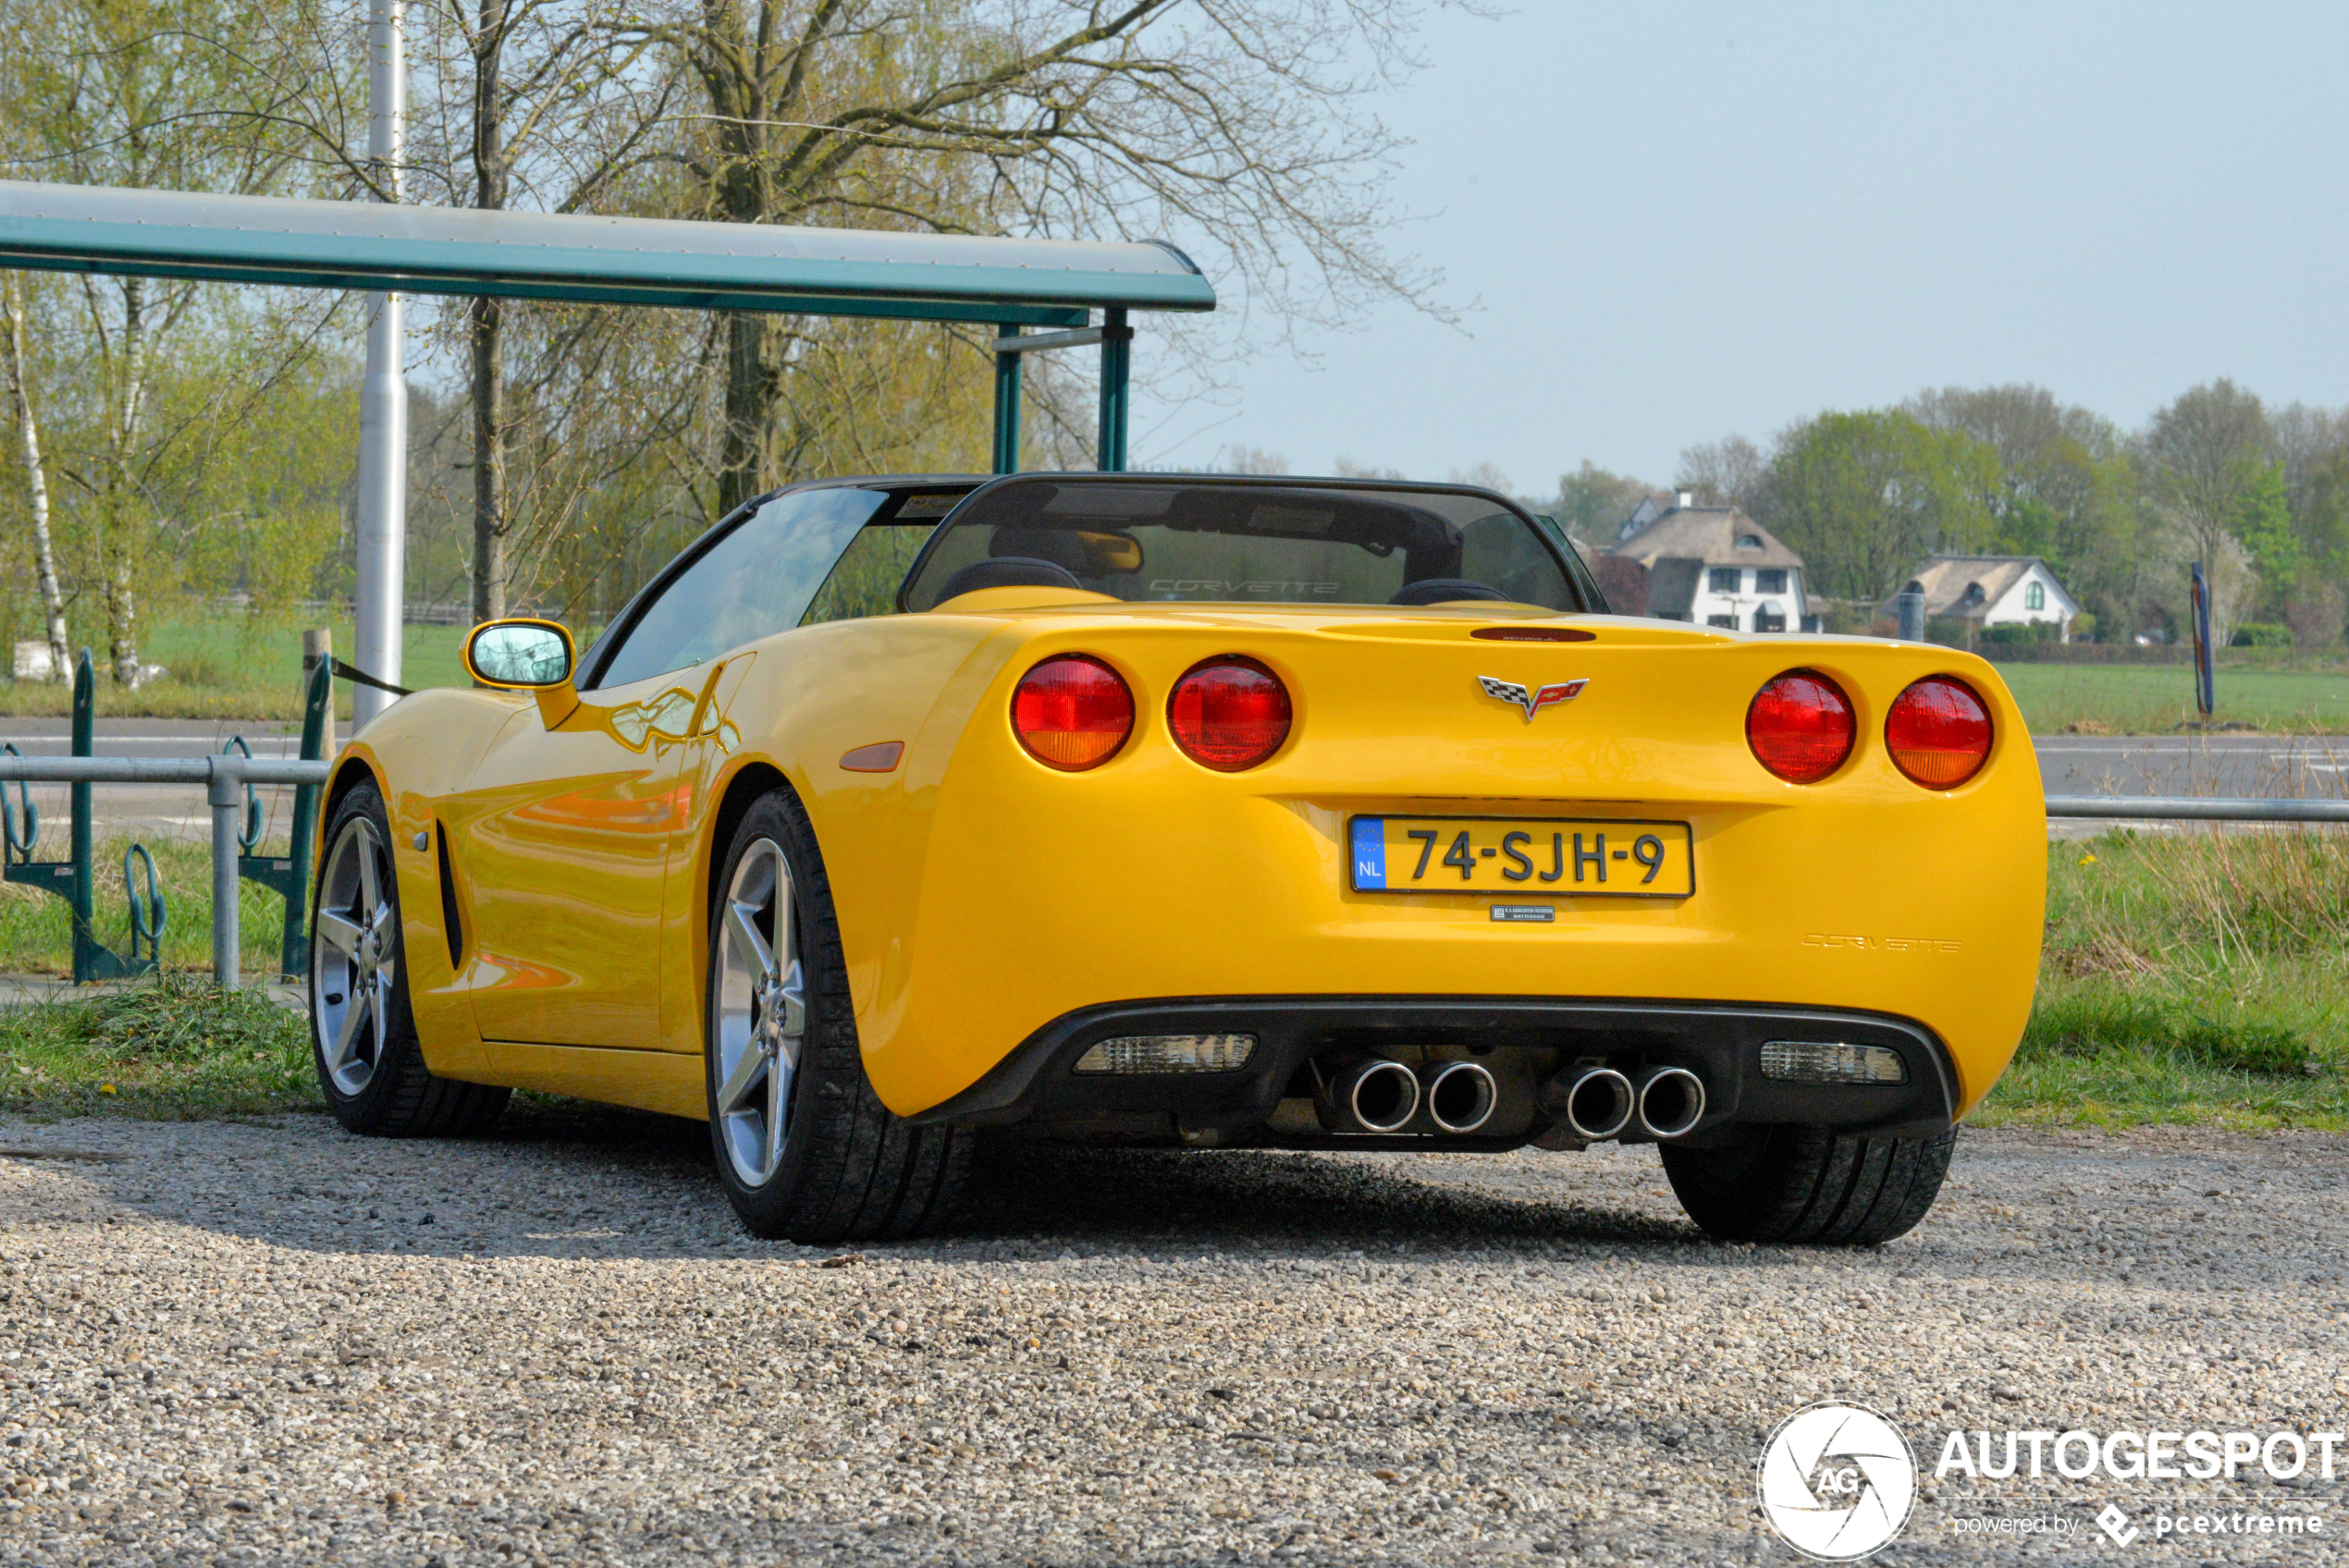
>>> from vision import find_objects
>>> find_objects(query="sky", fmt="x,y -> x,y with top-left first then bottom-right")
1131,2 -> 2349,496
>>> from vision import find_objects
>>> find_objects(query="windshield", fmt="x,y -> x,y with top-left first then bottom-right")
900,477 -> 1586,613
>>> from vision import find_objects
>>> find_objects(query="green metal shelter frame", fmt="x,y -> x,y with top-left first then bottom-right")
0,179 -> 1215,472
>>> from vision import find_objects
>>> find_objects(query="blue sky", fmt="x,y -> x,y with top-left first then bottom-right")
1134,2 -> 2349,494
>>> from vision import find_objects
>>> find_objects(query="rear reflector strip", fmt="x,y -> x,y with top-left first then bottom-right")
1073,1035 -> 1258,1073
1760,1040 -> 1909,1085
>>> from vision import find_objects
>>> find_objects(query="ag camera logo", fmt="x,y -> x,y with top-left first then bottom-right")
1758,1403 -> 1918,1560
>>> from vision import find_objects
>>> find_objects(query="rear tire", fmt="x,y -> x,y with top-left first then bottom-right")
1659,1124 -> 1956,1245
705,786 -> 971,1243
310,782 -> 510,1137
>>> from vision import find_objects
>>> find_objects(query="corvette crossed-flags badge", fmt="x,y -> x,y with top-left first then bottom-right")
1477,674 -> 1589,720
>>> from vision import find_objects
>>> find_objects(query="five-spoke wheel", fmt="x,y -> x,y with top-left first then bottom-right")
711,838 -> 807,1188
313,814 -> 397,1096
704,787 -> 970,1240
308,782 -> 508,1137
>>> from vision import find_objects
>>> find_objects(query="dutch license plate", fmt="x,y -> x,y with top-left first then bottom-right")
1348,816 -> 1694,898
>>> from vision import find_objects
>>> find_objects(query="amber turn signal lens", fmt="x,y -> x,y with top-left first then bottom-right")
1746,669 -> 1855,784
1886,676 -> 1992,788
1167,657 -> 1292,771
1012,655 -> 1133,770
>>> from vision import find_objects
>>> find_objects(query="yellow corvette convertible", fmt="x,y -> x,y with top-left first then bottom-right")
312,474 -> 2043,1245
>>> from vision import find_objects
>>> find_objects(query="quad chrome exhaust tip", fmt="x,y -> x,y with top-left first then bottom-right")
1636,1066 -> 1707,1139
1548,1066 -> 1635,1142
1421,1060 -> 1498,1133
1324,1058 -> 1421,1133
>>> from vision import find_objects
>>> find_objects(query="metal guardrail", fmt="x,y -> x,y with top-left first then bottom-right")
0,753 -> 332,989
2043,795 -> 2349,822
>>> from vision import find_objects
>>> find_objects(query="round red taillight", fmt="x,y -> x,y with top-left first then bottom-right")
1167,656 -> 1292,771
1746,669 -> 1855,784
1012,655 -> 1133,770
1886,676 -> 1993,788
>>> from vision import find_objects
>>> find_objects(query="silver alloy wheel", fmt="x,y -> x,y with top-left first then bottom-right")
712,838 -> 806,1188
312,815 -> 397,1096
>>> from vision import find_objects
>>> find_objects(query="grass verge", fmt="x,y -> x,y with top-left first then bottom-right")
0,973 -> 319,1121
1978,828 -> 2349,1129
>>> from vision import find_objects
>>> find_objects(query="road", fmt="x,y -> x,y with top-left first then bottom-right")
0,1114 -> 2337,1564
2031,733 -> 2349,799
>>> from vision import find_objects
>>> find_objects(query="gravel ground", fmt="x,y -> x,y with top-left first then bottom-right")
0,1110 -> 2343,1565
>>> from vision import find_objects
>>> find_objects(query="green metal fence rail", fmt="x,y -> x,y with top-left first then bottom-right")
0,651 -> 164,982
0,649 -> 332,986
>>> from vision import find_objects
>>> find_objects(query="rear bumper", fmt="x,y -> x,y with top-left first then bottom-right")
909,995 -> 1961,1143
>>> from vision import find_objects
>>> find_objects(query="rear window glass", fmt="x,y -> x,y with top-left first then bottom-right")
900,479 -> 1583,612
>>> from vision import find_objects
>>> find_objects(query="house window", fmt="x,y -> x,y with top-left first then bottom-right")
1753,606 -> 1786,633
1737,534 -> 1763,550
1707,567 -> 1740,594
1756,569 -> 1788,594
2025,581 -> 2046,611
1706,614 -> 1736,629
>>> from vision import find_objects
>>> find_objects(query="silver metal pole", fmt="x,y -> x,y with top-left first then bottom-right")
352,0 -> 408,730
208,769 -> 242,989
0,756 -> 331,786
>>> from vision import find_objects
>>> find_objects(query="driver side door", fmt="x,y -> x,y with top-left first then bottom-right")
450,484 -> 892,1050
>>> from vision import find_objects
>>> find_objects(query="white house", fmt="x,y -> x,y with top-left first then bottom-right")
1596,495 -> 1814,632
1894,556 -> 2082,641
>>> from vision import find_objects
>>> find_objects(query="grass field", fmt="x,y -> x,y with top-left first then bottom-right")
1998,660 -> 2349,734
0,620 -> 473,721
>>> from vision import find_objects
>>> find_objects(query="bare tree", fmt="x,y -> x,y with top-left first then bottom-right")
1673,435 -> 1766,512
646,0 -> 1464,512
1222,446 -> 1289,474
2142,378 -> 2272,582
0,0 -> 339,681
2271,399 -> 2349,521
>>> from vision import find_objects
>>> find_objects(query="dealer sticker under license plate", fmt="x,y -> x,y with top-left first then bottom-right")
1349,817 -> 1694,898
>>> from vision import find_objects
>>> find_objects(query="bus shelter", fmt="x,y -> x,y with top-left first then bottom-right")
0,177 -> 1216,690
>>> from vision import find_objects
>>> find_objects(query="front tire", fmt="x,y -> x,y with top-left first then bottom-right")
1659,1125 -> 1956,1245
310,782 -> 510,1137
705,786 -> 970,1243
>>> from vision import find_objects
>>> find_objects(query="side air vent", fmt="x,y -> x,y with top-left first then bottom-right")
435,822 -> 466,968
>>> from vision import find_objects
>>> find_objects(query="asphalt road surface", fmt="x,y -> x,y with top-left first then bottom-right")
0,1114 -> 2339,1565
2032,734 -> 2349,800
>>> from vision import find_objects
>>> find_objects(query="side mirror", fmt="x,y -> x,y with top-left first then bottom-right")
464,619 -> 578,727
464,619 -> 574,688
